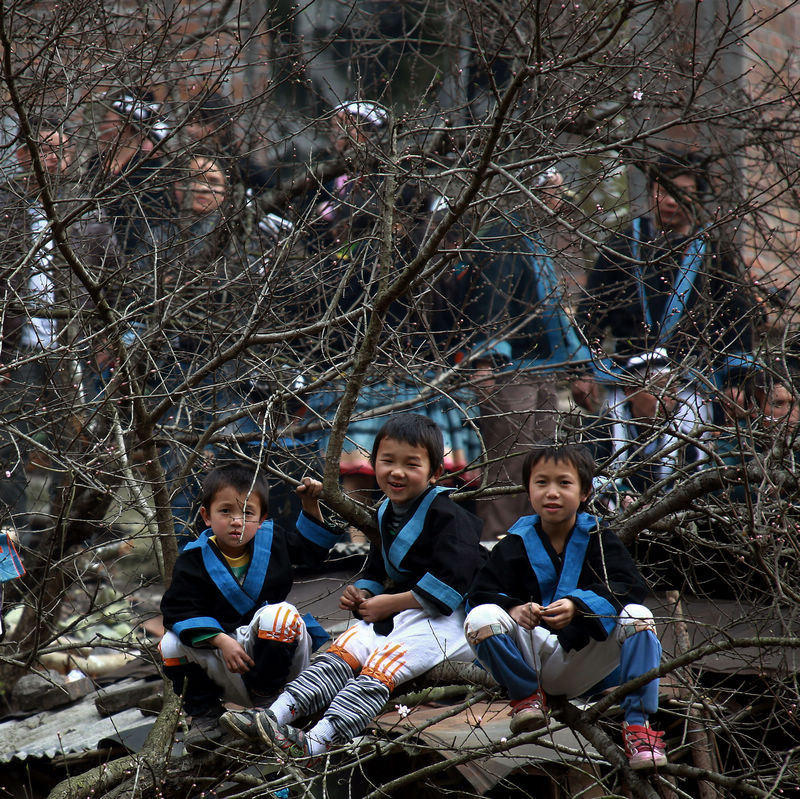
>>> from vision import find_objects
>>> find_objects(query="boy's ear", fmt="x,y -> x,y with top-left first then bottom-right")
429,464 -> 445,484
199,506 -> 211,527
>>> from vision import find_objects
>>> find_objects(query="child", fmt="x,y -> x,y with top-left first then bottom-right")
226,413 -> 485,762
585,350 -> 702,505
465,443 -> 668,770
159,462 -> 344,749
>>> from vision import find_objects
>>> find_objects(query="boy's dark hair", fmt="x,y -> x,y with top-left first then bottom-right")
200,462 -> 269,517
370,413 -> 444,476
24,115 -> 65,136
647,150 -> 709,196
522,443 -> 595,508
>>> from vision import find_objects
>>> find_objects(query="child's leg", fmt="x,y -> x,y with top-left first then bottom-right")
301,674 -> 389,755
241,602 -> 312,702
616,605 -> 661,726
270,621 -> 376,724
301,609 -> 470,754
464,604 -> 542,699
270,651 -> 356,724
160,631 -> 226,716
539,604 -> 662,723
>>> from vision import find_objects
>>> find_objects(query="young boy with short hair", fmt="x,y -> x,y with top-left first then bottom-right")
226,413 -> 485,762
465,443 -> 668,769
160,462 -> 344,749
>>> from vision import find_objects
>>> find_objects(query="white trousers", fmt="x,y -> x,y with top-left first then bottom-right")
465,602 -> 655,698
329,607 -> 471,691
160,601 -> 311,707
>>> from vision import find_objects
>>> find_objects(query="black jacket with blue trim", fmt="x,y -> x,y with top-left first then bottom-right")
579,216 -> 756,360
468,513 -> 647,651
354,486 -> 485,618
161,512 -> 343,646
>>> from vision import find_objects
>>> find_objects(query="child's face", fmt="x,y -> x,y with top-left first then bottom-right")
200,484 -> 267,557
527,458 -> 588,533
757,383 -> 800,430
374,437 -> 442,505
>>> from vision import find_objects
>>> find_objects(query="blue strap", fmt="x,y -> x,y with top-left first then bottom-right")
631,217 -> 707,344
187,528 -> 272,616
301,612 -> 331,651
241,521 -> 273,603
379,486 -> 450,582
173,616 -> 224,637
509,513 -> 607,608
0,533 -> 24,582
522,234 -> 591,366
417,571 -> 464,612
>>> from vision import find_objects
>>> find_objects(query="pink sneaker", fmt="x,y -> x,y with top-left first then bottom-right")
509,689 -> 548,734
623,722 -> 668,769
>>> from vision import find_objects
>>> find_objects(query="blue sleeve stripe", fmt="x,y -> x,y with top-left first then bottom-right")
417,572 -> 463,611
569,590 -> 618,634
297,512 -> 343,549
354,579 -> 384,596
173,617 -> 224,637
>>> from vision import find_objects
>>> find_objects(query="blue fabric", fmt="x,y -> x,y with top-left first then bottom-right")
0,534 -> 24,582
354,578 -> 385,597
296,511 -> 343,549
476,633 -> 539,699
478,233 -> 592,374
378,486 -> 450,582
184,525 -> 274,616
301,612 -> 330,651
522,233 -> 592,367
619,628 -> 662,723
711,351 -> 762,390
417,571 -> 463,612
173,616 -> 224,637
568,589 -> 618,636
631,216 -> 706,344
509,513 -> 617,631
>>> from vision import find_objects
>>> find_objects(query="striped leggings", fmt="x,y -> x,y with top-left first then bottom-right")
280,608 -> 471,745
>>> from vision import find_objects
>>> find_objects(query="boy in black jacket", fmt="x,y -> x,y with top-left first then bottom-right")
466,444 -> 667,769
160,463 -> 343,749
227,414 -> 485,763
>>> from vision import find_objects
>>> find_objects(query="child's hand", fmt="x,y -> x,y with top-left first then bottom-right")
541,598 -> 576,629
339,585 -> 369,612
357,594 -> 398,623
510,602 -> 544,630
296,477 -> 323,521
212,633 -> 255,674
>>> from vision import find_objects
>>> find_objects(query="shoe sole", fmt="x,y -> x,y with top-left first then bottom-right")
219,711 -> 260,741
509,711 -> 548,735
629,753 -> 668,770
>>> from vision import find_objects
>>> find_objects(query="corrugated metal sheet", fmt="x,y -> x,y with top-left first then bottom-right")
0,699 -> 152,763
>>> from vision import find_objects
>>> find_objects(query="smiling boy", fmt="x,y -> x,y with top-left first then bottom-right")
159,463 -> 344,750
465,443 -> 668,770
227,414 -> 485,763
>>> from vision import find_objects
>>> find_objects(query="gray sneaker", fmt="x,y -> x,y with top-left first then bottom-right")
219,707 -> 264,741
184,707 -> 224,753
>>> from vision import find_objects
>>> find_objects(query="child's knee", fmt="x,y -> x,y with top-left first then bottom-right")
619,604 -> 657,638
159,631 -> 188,663
361,643 -> 409,691
255,602 -> 304,644
464,604 -> 512,646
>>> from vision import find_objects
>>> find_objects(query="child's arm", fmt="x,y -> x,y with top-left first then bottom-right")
358,591 -> 421,623
541,598 -> 576,629
340,584 -> 370,611
209,632 -> 255,674
509,601 -> 545,630
295,477 -> 323,522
